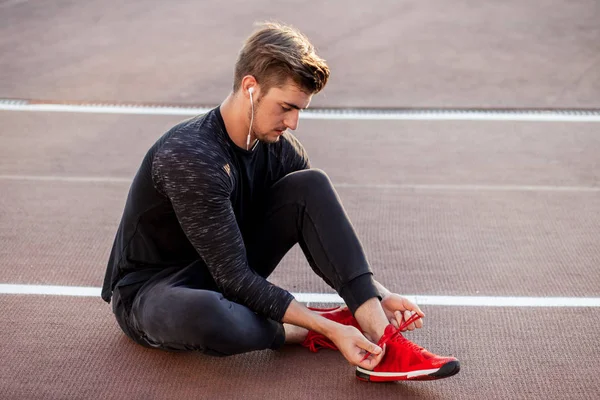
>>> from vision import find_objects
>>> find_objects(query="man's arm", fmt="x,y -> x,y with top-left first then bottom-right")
153,144 -> 293,322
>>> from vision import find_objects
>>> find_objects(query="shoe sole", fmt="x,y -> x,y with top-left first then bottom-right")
356,360 -> 460,382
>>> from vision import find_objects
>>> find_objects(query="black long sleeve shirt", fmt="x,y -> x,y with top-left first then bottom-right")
101,107 -> 309,322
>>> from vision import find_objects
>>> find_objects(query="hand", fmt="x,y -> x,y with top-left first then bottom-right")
380,293 -> 425,332
329,324 -> 386,370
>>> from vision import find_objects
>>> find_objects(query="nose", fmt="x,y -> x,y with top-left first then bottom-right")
284,109 -> 300,131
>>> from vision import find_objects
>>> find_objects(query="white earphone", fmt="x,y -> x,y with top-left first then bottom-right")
247,87 -> 254,150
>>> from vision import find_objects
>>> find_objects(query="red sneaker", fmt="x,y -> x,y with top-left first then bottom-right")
356,323 -> 460,382
301,306 -> 361,352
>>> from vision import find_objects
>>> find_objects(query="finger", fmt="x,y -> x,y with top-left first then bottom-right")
415,317 -> 424,329
372,342 -> 386,367
402,298 -> 425,317
404,310 -> 416,331
394,310 -> 403,329
389,317 -> 399,329
397,310 -> 409,331
357,337 -> 382,356
358,343 -> 386,370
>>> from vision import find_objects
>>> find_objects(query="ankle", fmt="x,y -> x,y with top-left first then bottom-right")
354,298 -> 389,342
363,324 -> 388,343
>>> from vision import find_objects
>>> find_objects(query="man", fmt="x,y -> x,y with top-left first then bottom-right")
101,22 -> 460,382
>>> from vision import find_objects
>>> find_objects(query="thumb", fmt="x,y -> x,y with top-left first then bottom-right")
358,337 -> 382,355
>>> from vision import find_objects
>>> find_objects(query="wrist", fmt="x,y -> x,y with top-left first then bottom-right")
374,280 -> 391,298
283,301 -> 340,338
316,316 -> 340,338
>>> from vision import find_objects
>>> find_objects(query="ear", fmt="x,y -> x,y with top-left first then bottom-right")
241,75 -> 258,98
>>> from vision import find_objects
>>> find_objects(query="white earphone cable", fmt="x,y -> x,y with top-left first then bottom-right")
247,89 -> 254,150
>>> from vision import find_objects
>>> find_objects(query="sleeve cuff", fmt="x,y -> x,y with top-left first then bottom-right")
339,273 -> 381,314
271,290 -> 295,322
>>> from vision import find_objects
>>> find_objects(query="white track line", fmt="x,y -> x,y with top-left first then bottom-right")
334,183 -> 600,192
1,284 -> 599,307
1,102 -> 600,122
0,103 -> 212,116
1,174 -> 599,192
0,175 -> 132,183
304,112 -> 600,123
0,284 -> 100,297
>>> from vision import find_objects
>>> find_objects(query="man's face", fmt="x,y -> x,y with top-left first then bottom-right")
250,80 -> 312,144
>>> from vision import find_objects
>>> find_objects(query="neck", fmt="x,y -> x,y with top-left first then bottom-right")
220,92 -> 256,150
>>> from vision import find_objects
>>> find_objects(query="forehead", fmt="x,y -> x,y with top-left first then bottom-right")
265,80 -> 312,108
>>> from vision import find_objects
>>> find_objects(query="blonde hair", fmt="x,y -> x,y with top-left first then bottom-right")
233,22 -> 330,94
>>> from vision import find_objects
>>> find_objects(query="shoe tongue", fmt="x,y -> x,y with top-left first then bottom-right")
384,324 -> 397,336
378,324 -> 399,346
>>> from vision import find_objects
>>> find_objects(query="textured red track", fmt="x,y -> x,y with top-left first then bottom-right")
1,1 -> 600,399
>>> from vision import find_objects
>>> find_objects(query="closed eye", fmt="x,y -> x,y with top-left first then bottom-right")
282,102 -> 302,112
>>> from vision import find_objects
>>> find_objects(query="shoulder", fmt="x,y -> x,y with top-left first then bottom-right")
158,111 -> 228,165
280,131 -> 305,153
152,111 -> 233,188
272,131 -> 309,167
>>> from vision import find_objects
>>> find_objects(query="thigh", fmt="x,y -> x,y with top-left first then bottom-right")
130,267 -> 284,355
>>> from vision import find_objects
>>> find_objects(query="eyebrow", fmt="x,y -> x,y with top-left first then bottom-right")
283,102 -> 306,110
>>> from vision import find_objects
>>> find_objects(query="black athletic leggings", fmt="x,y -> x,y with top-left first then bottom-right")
112,169 -> 379,356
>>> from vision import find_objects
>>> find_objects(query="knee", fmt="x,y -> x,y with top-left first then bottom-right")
300,168 -> 331,185
282,168 -> 335,193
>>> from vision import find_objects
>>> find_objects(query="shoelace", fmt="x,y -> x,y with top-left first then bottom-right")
360,312 -> 422,362
302,309 -> 422,355
303,332 -> 339,352
303,306 -> 348,352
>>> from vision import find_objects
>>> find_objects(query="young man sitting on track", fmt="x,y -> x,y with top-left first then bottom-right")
101,22 -> 460,382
